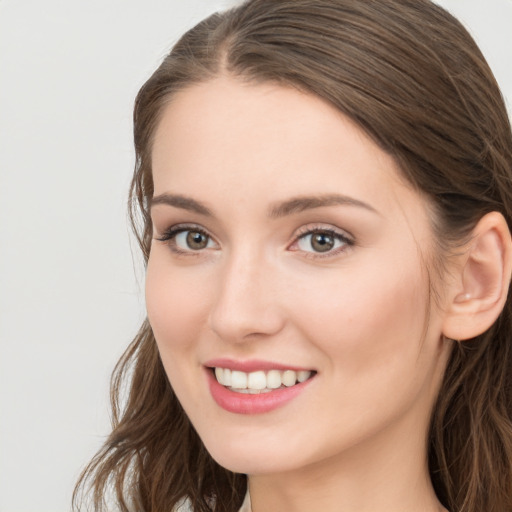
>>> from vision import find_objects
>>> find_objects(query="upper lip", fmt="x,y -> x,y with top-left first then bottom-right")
204,358 -> 315,373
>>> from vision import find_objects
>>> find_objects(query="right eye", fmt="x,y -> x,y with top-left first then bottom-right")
176,230 -> 211,250
156,225 -> 217,254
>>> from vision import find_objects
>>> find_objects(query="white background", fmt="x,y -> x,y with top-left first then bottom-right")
0,1 -> 511,511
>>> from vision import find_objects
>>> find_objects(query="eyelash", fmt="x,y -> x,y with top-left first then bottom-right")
154,223 -> 354,259
290,225 -> 354,259
155,224 -> 213,257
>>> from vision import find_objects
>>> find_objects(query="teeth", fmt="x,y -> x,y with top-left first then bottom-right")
282,370 -> 296,387
234,388 -> 274,394
214,367 -> 313,391
267,370 -> 282,389
297,370 -> 310,383
231,370 -> 248,389
247,371 -> 266,390
223,368 -> 232,387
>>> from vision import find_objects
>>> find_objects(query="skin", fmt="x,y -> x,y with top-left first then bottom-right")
146,76 -> 453,512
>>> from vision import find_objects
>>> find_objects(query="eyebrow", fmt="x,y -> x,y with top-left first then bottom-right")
268,194 -> 379,218
151,193 -> 213,216
150,193 -> 379,218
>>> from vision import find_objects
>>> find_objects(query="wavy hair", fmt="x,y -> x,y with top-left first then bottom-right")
73,1 -> 512,511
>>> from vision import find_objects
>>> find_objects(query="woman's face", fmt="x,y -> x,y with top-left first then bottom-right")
146,76 -> 453,475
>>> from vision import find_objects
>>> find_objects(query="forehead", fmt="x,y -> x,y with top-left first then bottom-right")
151,76 -> 430,232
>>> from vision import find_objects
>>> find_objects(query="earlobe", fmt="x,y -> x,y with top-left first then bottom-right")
442,212 -> 512,341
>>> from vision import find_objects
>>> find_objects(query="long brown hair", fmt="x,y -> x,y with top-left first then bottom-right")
73,1 -> 512,511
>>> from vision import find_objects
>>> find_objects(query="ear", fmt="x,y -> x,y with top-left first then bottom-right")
442,212 -> 512,341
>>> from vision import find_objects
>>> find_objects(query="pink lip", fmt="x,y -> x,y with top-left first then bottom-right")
204,358 -> 312,373
205,366 -> 315,415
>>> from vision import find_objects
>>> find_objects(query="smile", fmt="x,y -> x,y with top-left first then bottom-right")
205,362 -> 316,414
214,367 -> 313,393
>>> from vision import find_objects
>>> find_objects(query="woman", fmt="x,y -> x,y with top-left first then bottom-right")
74,1 -> 512,511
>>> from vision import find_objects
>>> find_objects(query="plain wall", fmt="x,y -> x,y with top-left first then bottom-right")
0,1 -> 511,511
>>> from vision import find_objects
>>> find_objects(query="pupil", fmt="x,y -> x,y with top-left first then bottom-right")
187,231 -> 207,249
312,233 -> 334,252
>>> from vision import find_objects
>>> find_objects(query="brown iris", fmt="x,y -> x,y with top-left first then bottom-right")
310,232 -> 335,252
186,231 -> 209,250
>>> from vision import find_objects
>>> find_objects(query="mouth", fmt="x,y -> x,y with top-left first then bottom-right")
211,367 -> 315,394
204,359 -> 317,414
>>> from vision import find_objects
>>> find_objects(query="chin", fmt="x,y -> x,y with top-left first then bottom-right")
198,428 -> 311,476
209,449 -> 292,475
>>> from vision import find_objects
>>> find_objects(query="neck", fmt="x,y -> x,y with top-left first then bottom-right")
248,416 -> 447,512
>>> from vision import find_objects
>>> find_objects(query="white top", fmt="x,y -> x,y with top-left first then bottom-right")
239,491 -> 252,512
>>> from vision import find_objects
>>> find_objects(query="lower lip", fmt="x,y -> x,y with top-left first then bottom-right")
206,369 -> 314,414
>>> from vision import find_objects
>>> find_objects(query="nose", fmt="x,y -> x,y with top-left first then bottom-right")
208,250 -> 286,344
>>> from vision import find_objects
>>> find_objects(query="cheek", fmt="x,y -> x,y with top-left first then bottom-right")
291,252 -> 430,377
145,251 -> 211,354
145,251 -> 219,411
282,256 -> 438,445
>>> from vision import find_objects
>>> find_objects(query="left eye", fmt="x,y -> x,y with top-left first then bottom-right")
296,231 -> 347,253
174,230 -> 214,251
